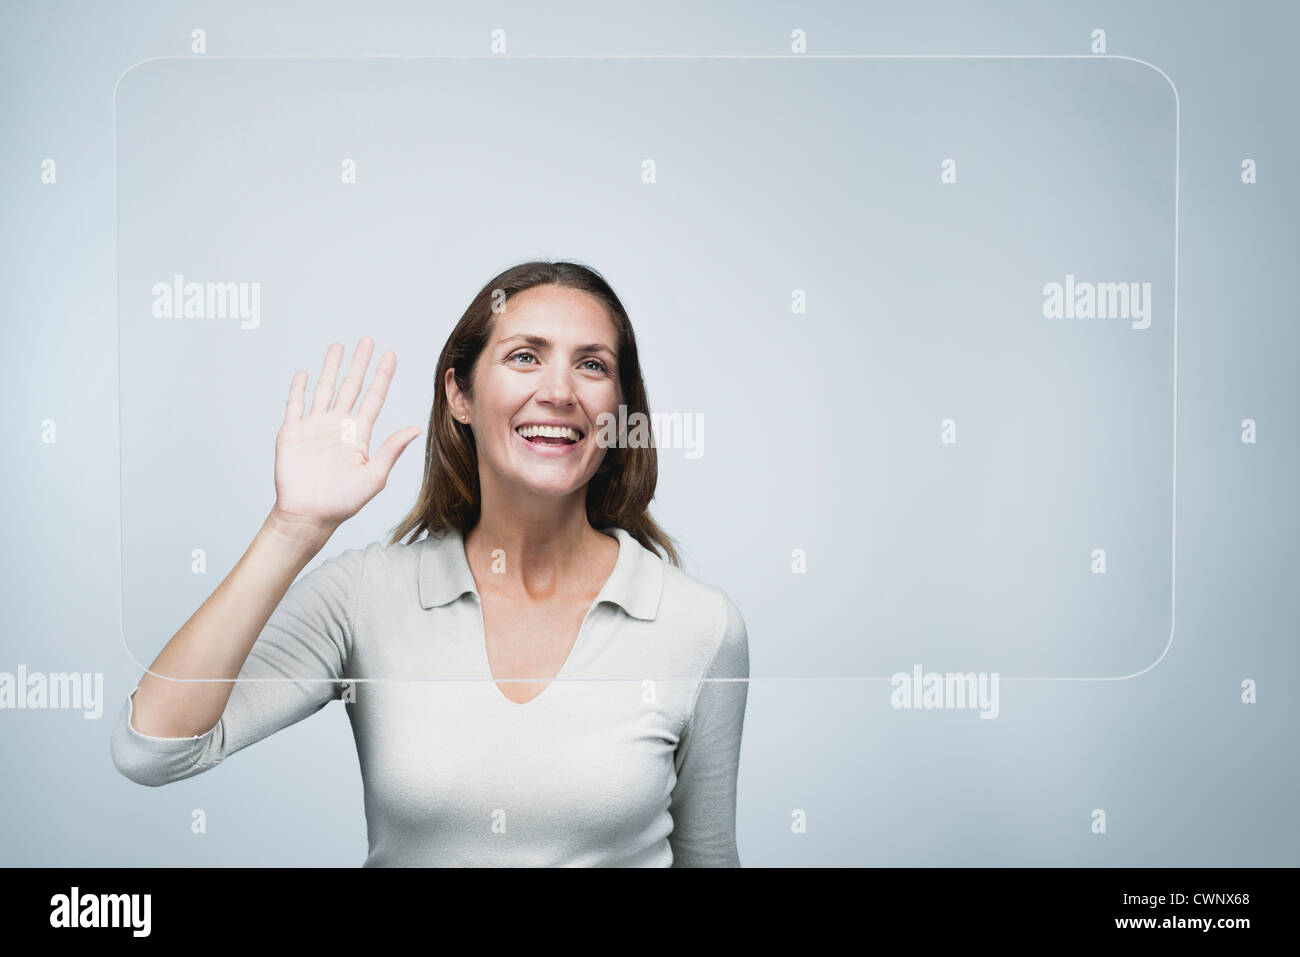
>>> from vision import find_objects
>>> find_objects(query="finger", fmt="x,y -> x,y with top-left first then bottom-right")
309,342 -> 344,415
368,426 -> 422,481
333,336 -> 375,415
355,350 -> 397,431
283,370 -> 307,425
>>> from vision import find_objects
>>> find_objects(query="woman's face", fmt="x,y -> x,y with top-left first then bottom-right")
448,284 -> 622,502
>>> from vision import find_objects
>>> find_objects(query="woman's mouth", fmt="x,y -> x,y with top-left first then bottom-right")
514,423 -> 585,456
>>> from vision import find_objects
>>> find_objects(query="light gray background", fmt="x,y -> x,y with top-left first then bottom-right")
2,0 -> 1296,866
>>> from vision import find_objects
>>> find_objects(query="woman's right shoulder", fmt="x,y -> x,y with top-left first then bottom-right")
346,534 -> 428,576
305,534 -> 428,594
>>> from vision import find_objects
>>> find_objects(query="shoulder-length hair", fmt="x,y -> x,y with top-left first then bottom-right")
388,260 -> 680,566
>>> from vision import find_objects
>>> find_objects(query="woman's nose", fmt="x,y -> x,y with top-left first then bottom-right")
536,367 -> 577,405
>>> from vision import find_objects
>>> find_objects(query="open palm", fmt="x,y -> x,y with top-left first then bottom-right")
271,337 -> 421,530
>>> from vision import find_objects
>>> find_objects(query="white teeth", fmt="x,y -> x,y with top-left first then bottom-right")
516,424 -> 582,441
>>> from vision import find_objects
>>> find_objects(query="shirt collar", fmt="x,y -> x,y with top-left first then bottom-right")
417,525 -> 664,621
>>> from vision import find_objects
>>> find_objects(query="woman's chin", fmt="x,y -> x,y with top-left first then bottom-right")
506,467 -> 594,499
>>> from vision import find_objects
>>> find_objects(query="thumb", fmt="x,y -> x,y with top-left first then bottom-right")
369,426 -> 423,480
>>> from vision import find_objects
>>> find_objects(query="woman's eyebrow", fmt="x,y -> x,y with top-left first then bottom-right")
499,334 -> 616,358
574,342 -> 617,358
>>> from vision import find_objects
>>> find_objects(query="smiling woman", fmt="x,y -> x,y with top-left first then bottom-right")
396,264 -> 676,556
110,259 -> 750,868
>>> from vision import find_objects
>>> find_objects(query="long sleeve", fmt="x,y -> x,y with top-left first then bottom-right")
110,544 -> 367,787
668,589 -> 750,867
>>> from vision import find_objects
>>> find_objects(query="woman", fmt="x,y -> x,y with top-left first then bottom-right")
111,260 -> 750,867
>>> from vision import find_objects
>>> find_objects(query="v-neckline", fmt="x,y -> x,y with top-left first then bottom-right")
463,529 -> 622,709
470,596 -> 598,708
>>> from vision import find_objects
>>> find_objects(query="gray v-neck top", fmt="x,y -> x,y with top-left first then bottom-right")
110,526 -> 749,867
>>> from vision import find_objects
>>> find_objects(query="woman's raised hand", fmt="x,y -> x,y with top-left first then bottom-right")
269,337 -> 422,537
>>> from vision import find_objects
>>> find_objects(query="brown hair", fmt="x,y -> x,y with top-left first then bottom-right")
388,260 -> 681,566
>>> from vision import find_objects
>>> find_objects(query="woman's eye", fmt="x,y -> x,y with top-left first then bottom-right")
509,351 -> 537,365
581,358 -> 608,373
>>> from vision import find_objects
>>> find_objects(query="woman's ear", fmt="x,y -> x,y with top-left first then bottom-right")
444,367 -> 470,423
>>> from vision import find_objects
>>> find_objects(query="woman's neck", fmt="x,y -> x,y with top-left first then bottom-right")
464,489 -> 612,599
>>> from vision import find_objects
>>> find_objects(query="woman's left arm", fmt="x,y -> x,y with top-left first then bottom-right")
668,590 -> 750,867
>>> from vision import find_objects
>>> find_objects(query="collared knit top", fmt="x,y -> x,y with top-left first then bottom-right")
110,526 -> 749,867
